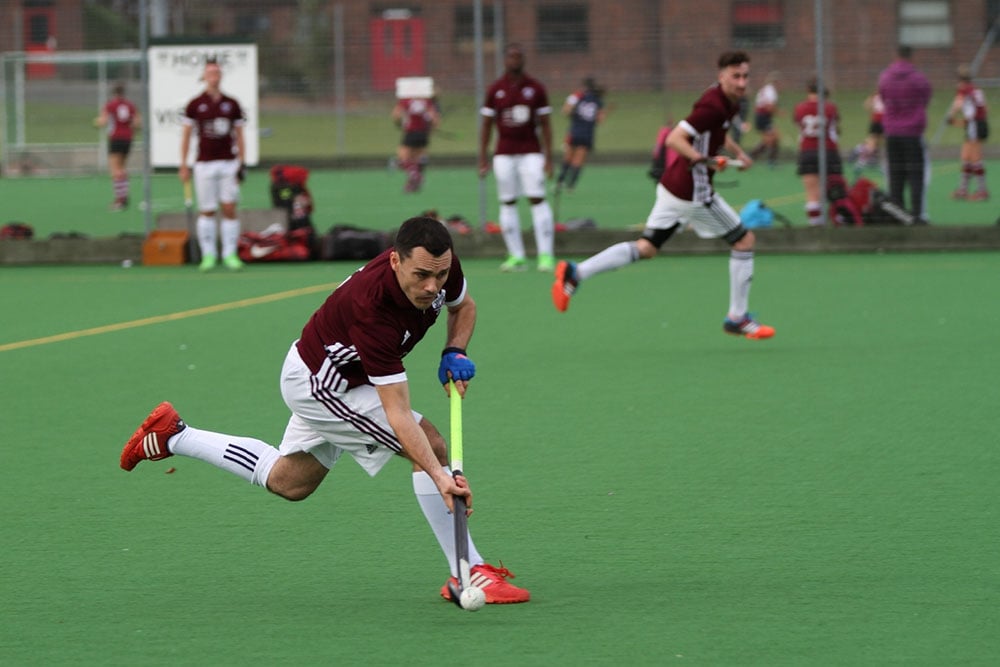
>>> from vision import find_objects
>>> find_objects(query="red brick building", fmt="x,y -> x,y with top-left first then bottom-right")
2,1 -> 997,94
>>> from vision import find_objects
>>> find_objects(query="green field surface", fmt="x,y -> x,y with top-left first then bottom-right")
2,254 -> 998,665
2,158 -> 997,241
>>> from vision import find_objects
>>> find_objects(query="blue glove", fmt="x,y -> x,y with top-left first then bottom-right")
438,347 -> 476,385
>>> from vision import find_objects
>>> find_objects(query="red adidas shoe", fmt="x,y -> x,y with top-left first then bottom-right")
120,402 -> 186,471
440,563 -> 530,604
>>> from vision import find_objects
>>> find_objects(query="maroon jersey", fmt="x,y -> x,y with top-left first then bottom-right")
661,84 -> 739,202
794,99 -> 840,151
956,82 -> 988,122
296,249 -> 467,390
183,92 -> 245,162
104,98 -> 137,141
397,98 -> 436,133
482,73 -> 551,155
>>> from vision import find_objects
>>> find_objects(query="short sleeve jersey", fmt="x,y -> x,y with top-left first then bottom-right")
566,89 -> 603,143
183,92 -> 245,162
794,99 -> 840,151
104,98 -> 137,141
398,98 -> 436,133
754,83 -> 778,114
957,83 -> 988,122
295,249 -> 467,390
661,84 -> 739,202
482,73 -> 551,155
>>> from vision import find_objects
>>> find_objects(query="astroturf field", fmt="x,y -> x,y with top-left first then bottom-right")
1,251 -> 998,665
2,157 -> 998,241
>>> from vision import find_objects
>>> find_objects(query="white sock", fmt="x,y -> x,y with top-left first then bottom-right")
220,218 -> 241,258
499,204 -> 525,259
530,201 -> 554,256
728,249 -> 754,320
168,426 -> 280,488
413,470 -> 484,577
577,241 -> 640,281
196,216 -> 217,259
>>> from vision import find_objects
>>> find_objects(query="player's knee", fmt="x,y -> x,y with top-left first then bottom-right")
730,228 -> 755,250
636,239 -> 658,260
639,226 -> 677,254
268,479 -> 318,502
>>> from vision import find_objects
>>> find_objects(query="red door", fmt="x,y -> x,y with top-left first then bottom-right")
370,16 -> 425,92
24,7 -> 57,79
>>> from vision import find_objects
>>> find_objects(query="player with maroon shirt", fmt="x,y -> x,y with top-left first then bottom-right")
480,44 -> 556,272
794,78 -> 844,226
94,83 -> 140,211
948,64 -> 990,201
392,95 -> 440,192
179,57 -> 247,271
119,216 -> 530,605
552,51 -> 775,340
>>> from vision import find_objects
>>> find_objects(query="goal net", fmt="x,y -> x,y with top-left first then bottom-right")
1,49 -> 142,177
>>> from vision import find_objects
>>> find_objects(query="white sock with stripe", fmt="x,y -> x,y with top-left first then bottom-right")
728,249 -> 754,320
196,216 -> 217,260
530,201 -> 555,256
168,426 -> 279,488
577,241 -> 640,281
220,218 -> 241,258
413,470 -> 484,577
499,204 -> 525,259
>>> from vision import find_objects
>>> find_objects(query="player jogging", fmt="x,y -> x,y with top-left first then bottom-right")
556,77 -> 606,193
94,83 -> 140,211
393,95 -> 440,193
948,64 -> 990,201
552,50 -> 775,341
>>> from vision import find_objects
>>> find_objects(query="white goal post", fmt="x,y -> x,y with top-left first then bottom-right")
1,49 -> 142,177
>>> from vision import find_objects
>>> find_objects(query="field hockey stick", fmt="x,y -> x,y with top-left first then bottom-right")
446,379 -> 472,608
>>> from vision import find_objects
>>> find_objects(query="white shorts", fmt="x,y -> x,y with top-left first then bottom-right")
645,183 -> 743,240
277,343 -> 422,476
193,158 -> 241,212
493,153 -> 547,201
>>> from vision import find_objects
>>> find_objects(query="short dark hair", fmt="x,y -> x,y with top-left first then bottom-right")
112,83 -> 125,97
394,216 -> 453,258
718,51 -> 750,69
897,45 -> 913,59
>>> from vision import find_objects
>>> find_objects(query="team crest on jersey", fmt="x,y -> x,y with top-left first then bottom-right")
432,291 -> 446,312
523,87 -> 536,100
496,90 -> 506,99
401,330 -> 412,346
221,102 -> 232,113
197,103 -> 208,113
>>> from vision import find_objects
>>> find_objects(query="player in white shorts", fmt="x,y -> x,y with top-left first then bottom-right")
179,57 -> 247,272
480,44 -> 556,272
552,51 -> 775,340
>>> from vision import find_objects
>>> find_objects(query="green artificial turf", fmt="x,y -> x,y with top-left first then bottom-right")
2,254 -> 998,665
2,159 -> 997,243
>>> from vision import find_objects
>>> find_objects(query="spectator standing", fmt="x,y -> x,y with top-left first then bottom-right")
551,51 -> 774,341
794,78 -> 844,226
948,64 -> 990,201
392,94 -> 440,193
94,83 -> 140,211
878,45 -> 932,223
556,77 -> 607,193
479,44 -> 556,272
179,57 -> 247,271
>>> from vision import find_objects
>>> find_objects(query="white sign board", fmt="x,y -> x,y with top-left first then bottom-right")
396,77 -> 434,99
148,44 -> 259,167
